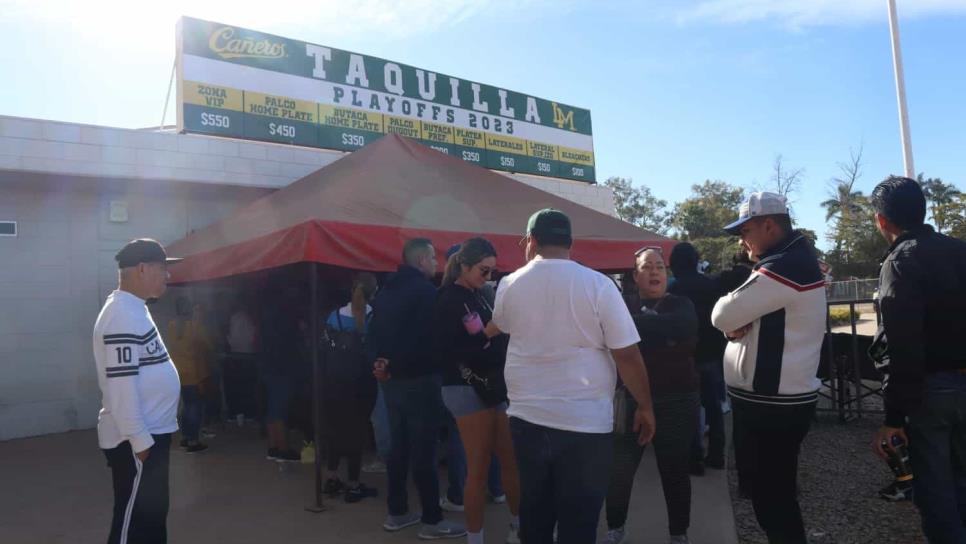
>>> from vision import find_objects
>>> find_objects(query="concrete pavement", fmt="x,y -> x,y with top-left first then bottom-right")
0,425 -> 738,543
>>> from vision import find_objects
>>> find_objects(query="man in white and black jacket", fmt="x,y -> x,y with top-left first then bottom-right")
711,193 -> 826,544
869,177 -> 966,542
93,239 -> 182,544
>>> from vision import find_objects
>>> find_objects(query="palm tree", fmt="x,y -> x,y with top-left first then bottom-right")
821,182 -> 865,222
917,174 -> 962,233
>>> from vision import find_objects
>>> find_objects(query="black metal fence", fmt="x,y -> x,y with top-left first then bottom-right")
819,298 -> 883,421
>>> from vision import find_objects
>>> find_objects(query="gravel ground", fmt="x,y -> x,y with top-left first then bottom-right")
727,412 -> 926,544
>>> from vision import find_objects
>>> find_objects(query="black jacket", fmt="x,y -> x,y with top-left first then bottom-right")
875,225 -> 966,427
434,283 -> 508,389
669,270 -> 724,364
368,265 -> 438,380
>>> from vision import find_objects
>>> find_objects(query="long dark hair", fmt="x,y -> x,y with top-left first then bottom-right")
441,237 -> 497,288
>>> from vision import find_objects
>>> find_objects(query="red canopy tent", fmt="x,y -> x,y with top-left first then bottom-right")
167,134 -> 672,283
164,134 -> 673,511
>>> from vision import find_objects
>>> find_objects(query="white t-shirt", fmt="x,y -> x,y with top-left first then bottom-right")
227,311 -> 257,354
492,258 -> 640,433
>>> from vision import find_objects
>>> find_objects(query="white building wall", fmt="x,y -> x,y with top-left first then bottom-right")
0,115 -> 616,439
0,177 -> 269,440
0,115 -> 616,216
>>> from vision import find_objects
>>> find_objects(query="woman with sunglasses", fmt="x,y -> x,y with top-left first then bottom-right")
602,247 -> 700,544
434,237 -> 521,544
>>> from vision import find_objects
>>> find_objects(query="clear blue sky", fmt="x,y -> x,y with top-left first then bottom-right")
3,0 -> 964,249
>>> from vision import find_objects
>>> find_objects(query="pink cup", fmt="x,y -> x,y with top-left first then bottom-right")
463,311 -> 484,335
462,306 -> 484,335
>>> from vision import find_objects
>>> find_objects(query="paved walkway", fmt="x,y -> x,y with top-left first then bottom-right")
0,425 -> 738,543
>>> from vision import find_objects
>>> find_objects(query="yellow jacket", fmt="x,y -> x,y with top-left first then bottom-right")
166,319 -> 212,387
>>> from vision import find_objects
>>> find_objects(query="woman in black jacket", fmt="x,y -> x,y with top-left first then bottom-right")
434,238 -> 520,544
603,248 -> 700,544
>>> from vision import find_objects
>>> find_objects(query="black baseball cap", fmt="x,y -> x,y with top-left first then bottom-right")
525,208 -> 572,245
115,239 -> 182,269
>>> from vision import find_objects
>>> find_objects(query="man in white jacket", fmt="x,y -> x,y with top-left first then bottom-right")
711,193 -> 826,544
93,239 -> 182,544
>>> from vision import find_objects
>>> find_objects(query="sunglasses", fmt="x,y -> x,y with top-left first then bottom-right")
634,246 -> 664,257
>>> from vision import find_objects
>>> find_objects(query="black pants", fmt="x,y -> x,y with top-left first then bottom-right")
732,400 -> 815,544
693,360 -> 725,464
223,353 -> 258,418
607,393 -> 698,537
510,417 -> 612,544
103,434 -> 172,544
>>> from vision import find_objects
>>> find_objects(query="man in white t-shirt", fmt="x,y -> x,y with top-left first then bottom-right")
490,209 -> 656,544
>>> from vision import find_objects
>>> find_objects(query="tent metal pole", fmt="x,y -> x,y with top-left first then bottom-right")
305,261 -> 326,513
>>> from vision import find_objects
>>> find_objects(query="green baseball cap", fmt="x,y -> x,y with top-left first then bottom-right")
526,208 -> 572,241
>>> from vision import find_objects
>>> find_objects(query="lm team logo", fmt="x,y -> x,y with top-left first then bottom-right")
209,27 -> 287,60
552,102 -> 576,131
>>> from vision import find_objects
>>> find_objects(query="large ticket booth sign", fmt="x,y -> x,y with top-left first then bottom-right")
176,17 -> 595,182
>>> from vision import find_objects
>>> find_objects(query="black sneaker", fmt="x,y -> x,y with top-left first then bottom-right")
344,483 -> 378,503
184,443 -> 209,454
274,449 -> 300,462
879,480 -> 914,502
324,478 -> 346,497
689,460 -> 706,476
705,456 -> 725,470
266,448 -> 280,460
179,438 -> 189,449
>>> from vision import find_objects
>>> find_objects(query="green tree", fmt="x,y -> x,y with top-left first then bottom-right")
821,146 -> 865,262
665,180 -> 745,273
822,147 -> 886,278
603,176 -> 670,234
945,194 -> 966,240
917,174 -> 962,234
824,198 -> 888,278
667,180 -> 744,240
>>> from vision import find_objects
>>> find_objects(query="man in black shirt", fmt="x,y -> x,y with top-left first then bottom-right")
870,176 -> 966,542
369,238 -> 467,539
669,242 -> 726,472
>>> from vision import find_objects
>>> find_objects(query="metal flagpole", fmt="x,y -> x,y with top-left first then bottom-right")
887,0 -> 915,178
159,58 -> 176,132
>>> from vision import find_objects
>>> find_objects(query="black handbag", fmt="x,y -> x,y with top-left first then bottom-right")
459,293 -> 507,406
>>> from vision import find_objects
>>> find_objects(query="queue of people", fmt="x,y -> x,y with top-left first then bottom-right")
92,175 -> 966,544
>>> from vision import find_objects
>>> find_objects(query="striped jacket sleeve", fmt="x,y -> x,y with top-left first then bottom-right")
100,319 -> 157,453
711,272 -> 794,334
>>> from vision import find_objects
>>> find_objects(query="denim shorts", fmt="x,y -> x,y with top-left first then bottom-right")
442,385 -> 507,418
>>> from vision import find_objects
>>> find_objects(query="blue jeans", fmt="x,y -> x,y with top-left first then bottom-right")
372,384 -> 391,459
382,374 -> 444,525
444,411 -> 504,504
907,372 -> 966,543
180,385 -> 204,442
510,417 -> 612,544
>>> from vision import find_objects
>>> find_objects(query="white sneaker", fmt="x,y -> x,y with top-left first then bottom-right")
417,519 -> 467,539
362,460 -> 387,474
600,527 -> 626,544
506,523 -> 521,544
439,497 -> 464,512
490,493 -> 507,504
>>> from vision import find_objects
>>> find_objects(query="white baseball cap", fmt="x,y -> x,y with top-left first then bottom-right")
724,192 -> 790,234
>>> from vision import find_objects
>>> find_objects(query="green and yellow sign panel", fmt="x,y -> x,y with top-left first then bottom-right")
176,17 -> 595,182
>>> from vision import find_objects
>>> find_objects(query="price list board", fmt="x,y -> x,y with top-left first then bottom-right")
177,17 -> 596,182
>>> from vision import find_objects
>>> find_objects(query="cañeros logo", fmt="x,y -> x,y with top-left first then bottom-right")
209,27 -> 286,60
